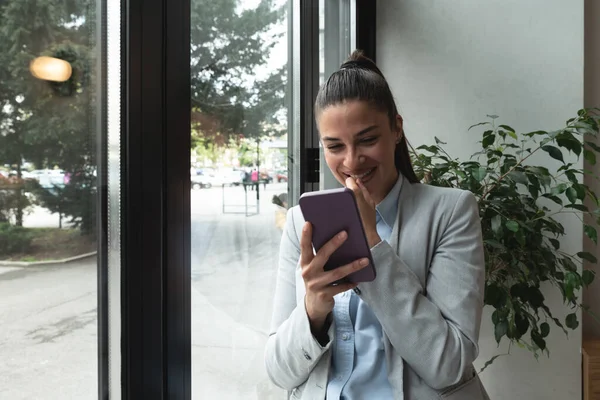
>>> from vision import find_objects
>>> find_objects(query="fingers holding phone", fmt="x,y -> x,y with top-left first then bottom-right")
344,177 -> 380,247
300,222 -> 366,330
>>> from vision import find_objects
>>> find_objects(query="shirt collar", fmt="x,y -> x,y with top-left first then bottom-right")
375,173 -> 403,228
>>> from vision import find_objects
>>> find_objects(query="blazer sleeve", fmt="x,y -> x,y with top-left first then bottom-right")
264,207 -> 334,390
358,190 -> 485,390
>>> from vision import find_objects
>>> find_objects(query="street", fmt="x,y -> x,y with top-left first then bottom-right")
0,183 -> 289,399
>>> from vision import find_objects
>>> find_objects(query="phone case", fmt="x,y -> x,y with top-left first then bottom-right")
299,187 -> 376,283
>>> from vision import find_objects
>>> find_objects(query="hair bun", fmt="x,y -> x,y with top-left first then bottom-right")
339,50 -> 384,77
340,59 -> 371,70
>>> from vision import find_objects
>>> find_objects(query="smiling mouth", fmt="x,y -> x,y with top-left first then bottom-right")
344,167 -> 376,180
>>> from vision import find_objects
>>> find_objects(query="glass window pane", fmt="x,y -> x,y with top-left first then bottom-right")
190,0 -> 290,398
0,0 -> 106,399
319,0 -> 353,190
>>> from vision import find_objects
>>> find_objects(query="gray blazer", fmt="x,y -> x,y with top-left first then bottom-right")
265,180 -> 490,400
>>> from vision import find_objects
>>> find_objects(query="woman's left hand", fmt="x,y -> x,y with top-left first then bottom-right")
345,177 -> 381,248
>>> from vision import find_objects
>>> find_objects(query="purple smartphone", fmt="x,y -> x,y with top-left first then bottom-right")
299,187 -> 376,283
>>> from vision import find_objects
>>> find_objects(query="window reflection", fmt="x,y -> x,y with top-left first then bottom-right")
190,0 -> 289,398
0,0 -> 100,398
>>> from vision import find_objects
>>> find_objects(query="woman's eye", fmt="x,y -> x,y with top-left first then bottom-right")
327,145 -> 343,151
360,137 -> 377,144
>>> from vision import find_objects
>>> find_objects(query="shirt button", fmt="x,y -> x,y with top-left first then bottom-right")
342,333 -> 350,341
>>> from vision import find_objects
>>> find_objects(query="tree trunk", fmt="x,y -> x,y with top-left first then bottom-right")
15,162 -> 23,227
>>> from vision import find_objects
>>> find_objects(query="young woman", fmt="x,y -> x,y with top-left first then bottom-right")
265,50 -> 489,400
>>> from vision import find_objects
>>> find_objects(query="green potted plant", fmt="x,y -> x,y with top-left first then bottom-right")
410,109 -> 600,370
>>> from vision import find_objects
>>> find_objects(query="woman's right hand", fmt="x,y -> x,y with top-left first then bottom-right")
300,222 -> 370,332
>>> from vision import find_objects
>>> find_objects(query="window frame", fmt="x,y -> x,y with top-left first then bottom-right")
118,0 -> 191,397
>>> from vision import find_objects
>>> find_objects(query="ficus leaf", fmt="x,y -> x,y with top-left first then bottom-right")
468,121 -> 490,131
495,320 -> 508,344
540,322 -> 550,338
565,313 -> 579,330
585,225 -> 598,244
505,220 -> 519,232
578,252 -> 598,263
541,145 -> 564,163
482,135 -> 495,149
565,204 -> 588,212
531,331 -> 546,350
491,214 -> 502,235
471,167 -> 487,182
484,284 -> 505,307
586,141 -> 600,153
585,149 -> 597,165
508,171 -> 528,185
583,270 -> 596,285
566,187 -> 577,204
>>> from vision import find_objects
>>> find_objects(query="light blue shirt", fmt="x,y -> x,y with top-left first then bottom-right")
326,174 -> 403,400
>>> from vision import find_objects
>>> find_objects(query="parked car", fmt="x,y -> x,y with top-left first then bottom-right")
276,171 -> 288,183
191,174 -> 212,189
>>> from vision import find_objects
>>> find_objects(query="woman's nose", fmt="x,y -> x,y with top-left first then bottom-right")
344,149 -> 364,170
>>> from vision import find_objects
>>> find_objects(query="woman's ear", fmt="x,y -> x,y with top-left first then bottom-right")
395,114 -> 404,143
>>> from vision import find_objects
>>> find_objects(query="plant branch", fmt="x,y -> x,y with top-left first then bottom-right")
482,145 -> 542,200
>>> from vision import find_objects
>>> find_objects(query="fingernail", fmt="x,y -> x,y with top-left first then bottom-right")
338,231 -> 347,240
359,258 -> 369,266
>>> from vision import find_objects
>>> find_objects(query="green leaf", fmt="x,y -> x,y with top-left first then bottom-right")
583,270 -> 596,285
491,214 -> 502,235
540,322 -> 550,338
471,167 -> 487,182
508,171 -> 528,185
566,187 -> 577,204
487,114 -> 499,120
505,220 -> 519,232
434,136 -> 447,145
495,320 -> 508,343
585,225 -> 598,244
528,287 -> 545,308
515,313 -> 529,336
556,134 -> 582,157
482,134 -> 495,149
531,331 -> 546,350
574,183 -> 586,200
498,124 -> 515,132
578,252 -> 598,263
468,121 -> 490,131
508,131 -> 518,140
565,170 -> 579,184
484,284 -> 505,307
541,145 -> 564,163
585,148 -> 597,165
549,238 -> 560,249
586,141 -> 600,153
565,313 -> 579,330
542,194 -> 563,206
551,183 -> 568,196
565,204 -> 589,212
485,239 -> 505,250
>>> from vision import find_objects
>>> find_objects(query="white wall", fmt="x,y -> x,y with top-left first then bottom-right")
377,1 -> 584,399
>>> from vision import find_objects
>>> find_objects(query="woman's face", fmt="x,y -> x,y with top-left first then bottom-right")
317,100 -> 401,204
